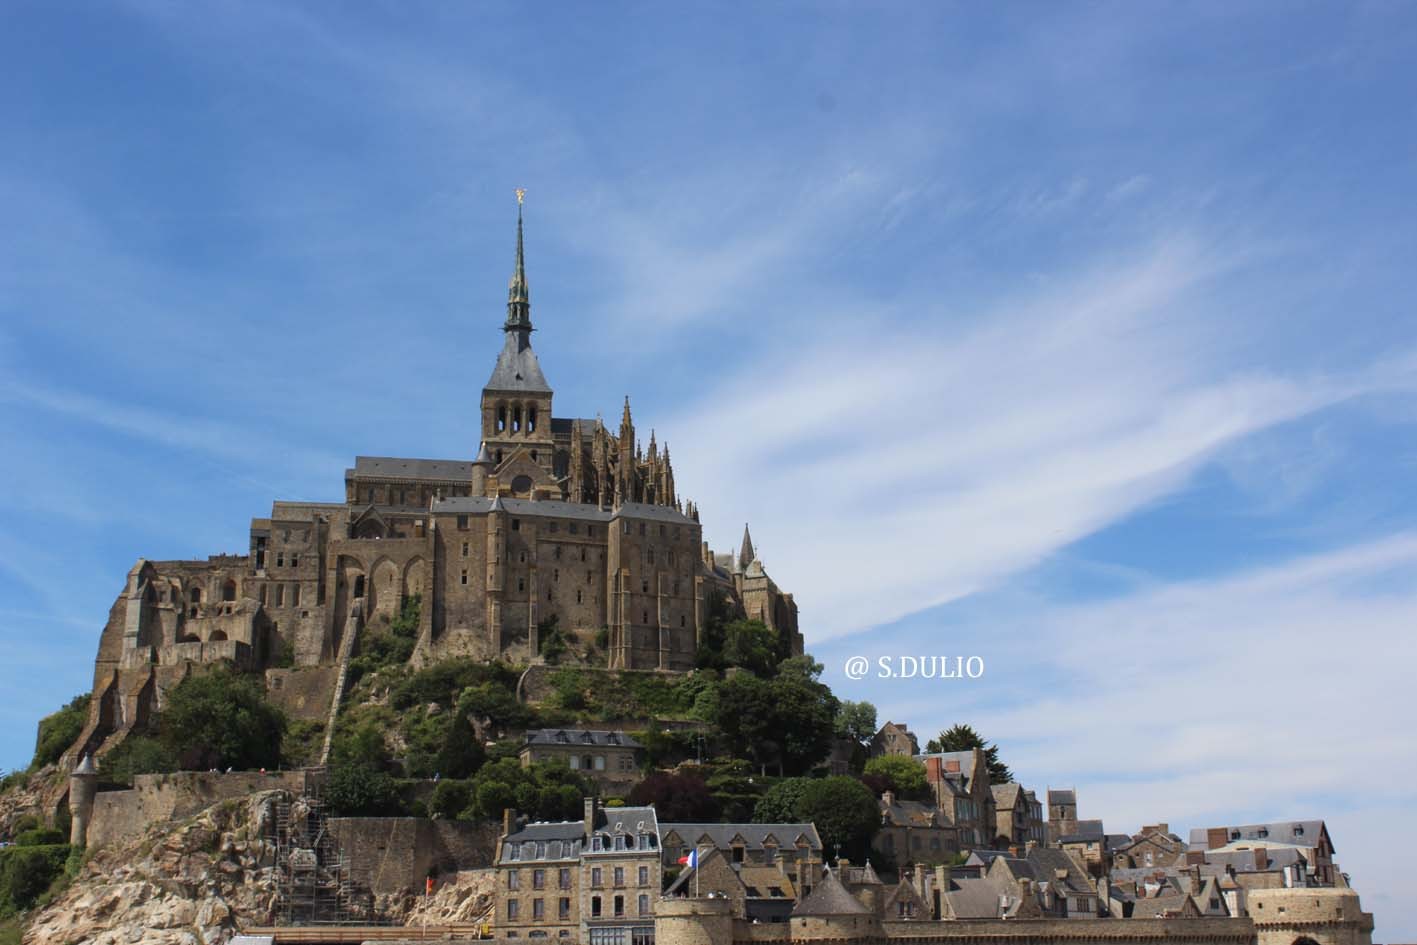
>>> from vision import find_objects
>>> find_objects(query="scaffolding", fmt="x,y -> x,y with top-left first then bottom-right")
268,776 -> 378,926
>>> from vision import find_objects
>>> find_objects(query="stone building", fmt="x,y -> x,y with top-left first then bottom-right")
917,749 -> 994,849
494,799 -> 661,944
1188,821 -> 1337,887
868,722 -> 918,759
519,729 -> 643,792
63,201 -> 801,775
873,790 -> 959,866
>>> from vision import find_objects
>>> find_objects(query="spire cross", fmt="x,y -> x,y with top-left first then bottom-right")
515,187 -> 526,205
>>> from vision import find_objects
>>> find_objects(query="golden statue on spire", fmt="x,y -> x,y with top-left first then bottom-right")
515,187 -> 526,205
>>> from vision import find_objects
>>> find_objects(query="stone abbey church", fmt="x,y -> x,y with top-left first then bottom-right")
71,204 -> 801,762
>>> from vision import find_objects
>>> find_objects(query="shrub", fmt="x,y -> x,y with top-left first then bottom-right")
324,762 -> 402,816
862,755 -> 930,801
429,779 -> 472,819
12,828 -> 64,847
160,668 -> 286,771
0,844 -> 69,918
31,695 -> 90,771
628,772 -> 719,822
99,736 -> 178,787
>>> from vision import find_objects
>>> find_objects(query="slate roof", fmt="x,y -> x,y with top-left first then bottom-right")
915,750 -> 980,785
353,456 -> 474,481
593,805 -> 658,837
943,876 -> 1010,918
432,495 -> 695,526
991,783 -> 1022,808
1027,848 -> 1095,895
486,333 -> 551,392
1048,789 -> 1076,805
1187,821 -> 1327,851
500,820 -> 585,863
740,864 -> 796,900
1060,820 -> 1106,842
660,823 -> 823,852
880,797 -> 940,827
524,729 -> 643,749
792,868 -> 870,916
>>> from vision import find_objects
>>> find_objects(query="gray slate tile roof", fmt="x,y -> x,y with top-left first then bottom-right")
943,876 -> 1010,918
792,868 -> 870,916
432,495 -> 695,526
486,334 -> 551,392
660,823 -> 823,853
1187,820 -> 1326,850
354,456 -> 474,481
524,729 -> 643,749
1048,789 -> 1076,805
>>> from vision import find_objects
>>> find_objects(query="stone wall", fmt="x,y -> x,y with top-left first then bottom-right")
328,817 -> 499,896
86,770 -> 309,849
264,665 -> 339,721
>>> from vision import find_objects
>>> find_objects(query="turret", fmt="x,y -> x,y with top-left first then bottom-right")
471,441 -> 494,495
69,753 -> 98,847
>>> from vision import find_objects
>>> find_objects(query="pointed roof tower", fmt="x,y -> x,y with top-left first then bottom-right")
506,190 -> 531,331
740,523 -> 756,567
486,190 -> 550,393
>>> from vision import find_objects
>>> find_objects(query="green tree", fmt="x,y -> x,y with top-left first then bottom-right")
324,761 -> 402,816
98,735 -> 178,787
160,668 -> 285,771
30,695 -> 90,771
834,701 -> 877,748
466,759 -> 592,822
429,779 -> 472,819
862,755 -> 929,801
924,724 -> 1013,784
752,777 -> 813,823
796,776 -> 878,861
721,620 -> 781,677
714,657 -> 838,775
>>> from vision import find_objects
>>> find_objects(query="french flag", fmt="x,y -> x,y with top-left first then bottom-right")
677,849 -> 699,868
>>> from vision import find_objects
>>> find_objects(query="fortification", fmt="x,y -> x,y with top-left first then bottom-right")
58,199 -> 802,787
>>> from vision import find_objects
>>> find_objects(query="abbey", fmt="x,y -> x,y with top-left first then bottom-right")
70,202 -> 801,764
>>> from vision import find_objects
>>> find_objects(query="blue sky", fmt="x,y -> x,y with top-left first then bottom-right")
3,1 -> 1416,934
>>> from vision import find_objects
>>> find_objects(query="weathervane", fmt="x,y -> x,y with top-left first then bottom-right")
515,187 -> 526,205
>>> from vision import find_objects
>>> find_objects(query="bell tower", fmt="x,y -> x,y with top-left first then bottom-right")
480,191 -> 555,493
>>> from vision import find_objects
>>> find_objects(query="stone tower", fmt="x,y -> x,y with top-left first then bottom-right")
479,197 -> 555,490
69,753 -> 98,847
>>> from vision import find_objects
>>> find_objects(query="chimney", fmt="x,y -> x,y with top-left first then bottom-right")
1255,848 -> 1268,870
502,807 -> 516,836
933,864 -> 951,919
945,759 -> 961,774
584,796 -> 599,837
914,863 -> 927,897
1189,866 -> 1202,895
1186,850 -> 1204,866
1206,827 -> 1228,850
926,757 -> 943,783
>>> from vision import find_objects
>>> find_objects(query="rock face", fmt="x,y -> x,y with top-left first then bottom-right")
398,868 -> 495,927
23,791 -> 287,945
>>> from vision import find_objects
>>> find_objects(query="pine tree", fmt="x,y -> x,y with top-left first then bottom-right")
924,723 -> 1013,784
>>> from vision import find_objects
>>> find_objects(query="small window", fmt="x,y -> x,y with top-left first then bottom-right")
569,523 -> 579,535
457,515 -> 469,530
512,519 -> 521,531
577,590 -> 583,604
461,569 -> 468,586
462,541 -> 470,557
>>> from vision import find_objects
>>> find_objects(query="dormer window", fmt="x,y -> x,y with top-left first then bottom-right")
1293,825 -> 1304,837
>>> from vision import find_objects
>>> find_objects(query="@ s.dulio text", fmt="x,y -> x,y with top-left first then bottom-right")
843,655 -> 985,681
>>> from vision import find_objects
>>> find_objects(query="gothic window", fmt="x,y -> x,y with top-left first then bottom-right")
512,405 -> 522,433
497,404 -> 507,433
528,406 -> 537,433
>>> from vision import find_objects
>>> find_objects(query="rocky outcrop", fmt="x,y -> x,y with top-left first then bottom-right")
23,790 -> 286,945
397,868 -> 495,927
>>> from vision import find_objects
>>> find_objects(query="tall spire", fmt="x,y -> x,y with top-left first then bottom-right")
740,524 -> 755,567
506,189 -> 531,333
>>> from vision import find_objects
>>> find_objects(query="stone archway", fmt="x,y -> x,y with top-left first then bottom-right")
368,558 -> 401,621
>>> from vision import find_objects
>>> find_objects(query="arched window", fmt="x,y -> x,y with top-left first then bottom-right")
208,629 -> 228,642
496,404 -> 507,433
512,405 -> 522,433
353,575 -> 366,598
222,579 -> 237,602
528,406 -> 537,433
189,586 -> 202,604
